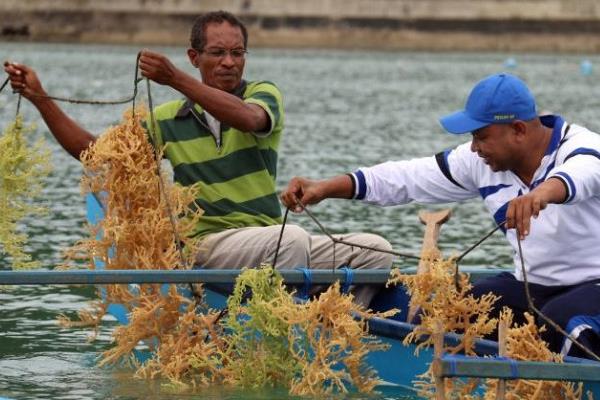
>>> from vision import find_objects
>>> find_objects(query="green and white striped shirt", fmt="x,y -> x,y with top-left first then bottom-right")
146,80 -> 284,238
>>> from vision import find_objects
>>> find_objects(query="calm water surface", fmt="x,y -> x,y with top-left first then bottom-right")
1,42 -> 600,399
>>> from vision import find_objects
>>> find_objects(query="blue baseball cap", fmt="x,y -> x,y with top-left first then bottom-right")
439,73 -> 537,134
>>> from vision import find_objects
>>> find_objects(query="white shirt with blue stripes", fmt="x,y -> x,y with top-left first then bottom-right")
350,115 -> 600,286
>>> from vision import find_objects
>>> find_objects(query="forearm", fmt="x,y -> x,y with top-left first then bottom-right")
172,72 -> 265,132
533,177 -> 568,204
33,98 -> 95,160
316,175 -> 355,201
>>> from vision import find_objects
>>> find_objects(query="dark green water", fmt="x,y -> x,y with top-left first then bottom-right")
1,42 -> 599,399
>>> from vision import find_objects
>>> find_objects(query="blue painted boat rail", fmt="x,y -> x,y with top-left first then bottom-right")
0,266 -> 501,286
439,354 -> 600,382
0,268 -> 393,285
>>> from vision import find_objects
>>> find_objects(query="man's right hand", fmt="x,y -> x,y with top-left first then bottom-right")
280,177 -> 324,212
3,62 -> 46,101
280,175 -> 354,212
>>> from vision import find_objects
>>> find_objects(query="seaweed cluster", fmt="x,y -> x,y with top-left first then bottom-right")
134,266 -> 394,395
0,115 -> 51,269
388,254 -> 592,400
61,107 -> 204,346
480,309 -> 587,400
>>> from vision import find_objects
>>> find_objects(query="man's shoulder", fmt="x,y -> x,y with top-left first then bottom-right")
152,99 -> 187,121
245,80 -> 282,96
559,123 -> 600,154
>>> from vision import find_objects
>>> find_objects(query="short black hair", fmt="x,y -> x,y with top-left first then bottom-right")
190,10 -> 248,51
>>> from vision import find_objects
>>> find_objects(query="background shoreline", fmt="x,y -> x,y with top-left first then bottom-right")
2,0 -> 600,52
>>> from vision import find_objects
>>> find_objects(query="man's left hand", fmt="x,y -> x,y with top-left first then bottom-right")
506,177 -> 567,240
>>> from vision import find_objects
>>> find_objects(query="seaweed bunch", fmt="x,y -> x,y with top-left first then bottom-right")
0,114 -> 51,269
222,266 -> 301,389
130,266 -> 394,396
61,107 -> 204,358
282,280 -> 396,396
387,254 -> 499,399
480,309 -> 586,400
388,254 -> 499,356
76,107 -> 203,273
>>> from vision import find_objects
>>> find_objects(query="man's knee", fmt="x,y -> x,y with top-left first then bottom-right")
351,233 -> 393,269
272,224 -> 311,267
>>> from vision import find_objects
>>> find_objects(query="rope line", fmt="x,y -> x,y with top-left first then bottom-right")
0,76 -> 9,94
298,200 -> 421,260
15,94 -> 21,118
272,207 -> 290,268
516,235 -> 600,362
145,77 -> 202,304
7,55 -> 142,106
453,221 -> 506,289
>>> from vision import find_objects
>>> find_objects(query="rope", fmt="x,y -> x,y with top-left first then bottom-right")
0,76 -> 9,94
298,200 -> 421,260
145,78 -> 202,304
15,94 -> 21,118
453,221 -> 506,290
4,55 -> 142,106
296,267 -> 313,300
516,234 -> 600,362
272,207 -> 290,268
340,266 -> 353,294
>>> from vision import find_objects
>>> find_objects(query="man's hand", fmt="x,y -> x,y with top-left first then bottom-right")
280,177 -> 324,212
280,175 -> 354,212
506,177 -> 567,240
3,61 -> 46,101
138,50 -> 181,86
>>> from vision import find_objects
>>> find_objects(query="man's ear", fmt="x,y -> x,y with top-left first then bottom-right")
511,120 -> 528,140
187,48 -> 199,68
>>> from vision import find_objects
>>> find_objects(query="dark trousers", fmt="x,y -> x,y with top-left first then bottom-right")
471,272 -> 600,359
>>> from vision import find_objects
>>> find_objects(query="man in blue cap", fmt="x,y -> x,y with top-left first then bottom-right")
281,73 -> 600,359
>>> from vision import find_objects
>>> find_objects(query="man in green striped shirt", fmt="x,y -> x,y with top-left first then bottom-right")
138,11 -> 393,306
6,10 -> 393,306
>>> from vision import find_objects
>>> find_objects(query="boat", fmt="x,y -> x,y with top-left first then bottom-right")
3,193 -> 600,398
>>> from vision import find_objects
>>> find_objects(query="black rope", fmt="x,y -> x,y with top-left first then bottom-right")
453,221 -> 506,290
0,76 -> 9,94
145,77 -> 202,305
7,56 -> 142,105
272,208 -> 290,268
15,94 -> 21,118
131,52 -> 141,116
516,234 -> 600,362
298,200 -> 421,260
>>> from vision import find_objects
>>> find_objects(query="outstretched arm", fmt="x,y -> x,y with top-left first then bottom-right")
280,175 -> 354,212
138,50 -> 269,133
4,62 -> 95,160
506,177 -> 567,240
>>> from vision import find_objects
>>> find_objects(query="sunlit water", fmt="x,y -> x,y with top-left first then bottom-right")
1,42 -> 600,399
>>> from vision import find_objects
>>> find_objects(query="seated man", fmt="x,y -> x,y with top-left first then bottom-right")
5,10 -> 392,306
281,73 -> 600,358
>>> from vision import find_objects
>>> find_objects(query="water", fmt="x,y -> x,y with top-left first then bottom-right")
1,43 -> 600,399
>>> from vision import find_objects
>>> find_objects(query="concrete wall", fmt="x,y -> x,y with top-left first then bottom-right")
3,0 -> 600,52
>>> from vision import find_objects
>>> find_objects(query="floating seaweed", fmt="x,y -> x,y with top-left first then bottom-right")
61,106 -> 204,357
133,266 -> 395,395
388,254 -> 592,400
479,309 -> 587,400
0,114 -> 51,269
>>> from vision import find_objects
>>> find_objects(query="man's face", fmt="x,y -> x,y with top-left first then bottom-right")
188,22 -> 246,92
470,124 -> 518,172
